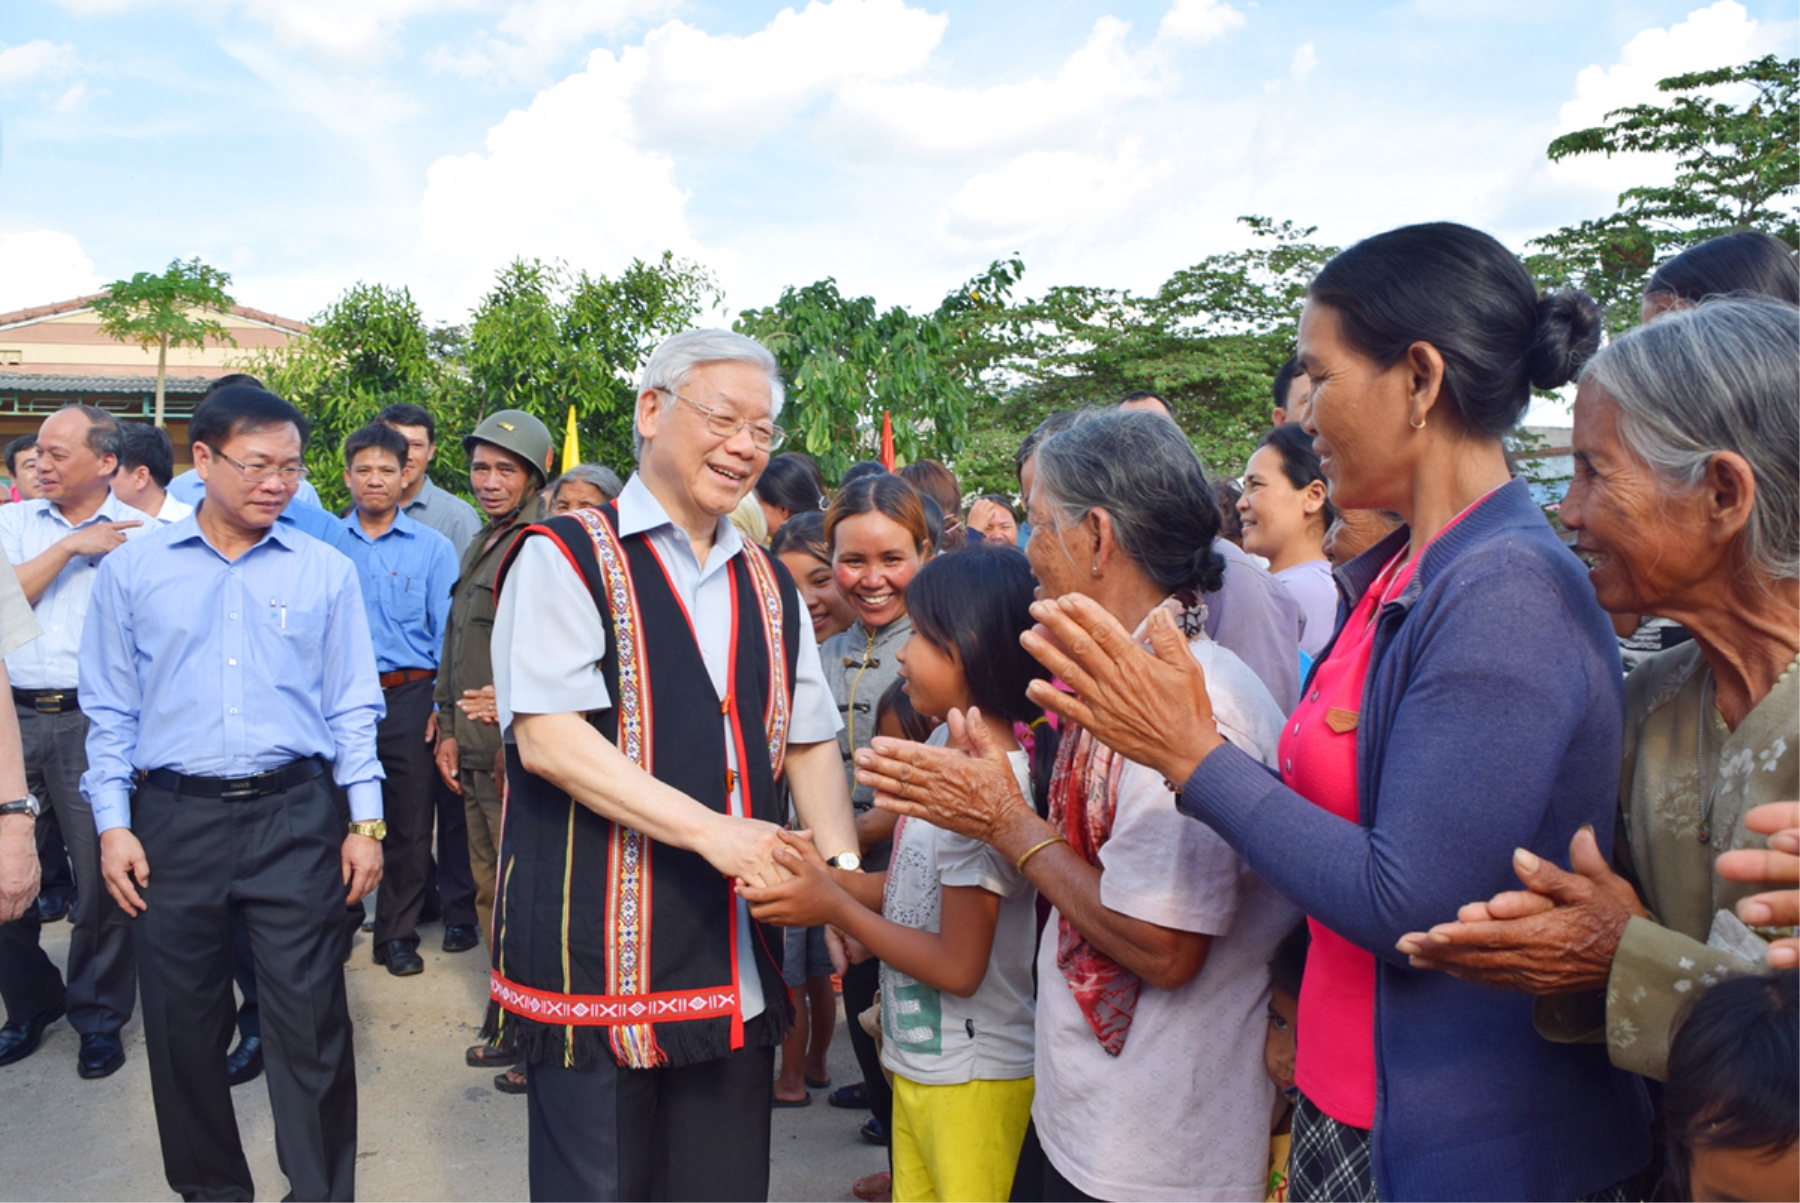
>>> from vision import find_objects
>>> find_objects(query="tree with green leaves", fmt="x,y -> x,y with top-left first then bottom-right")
735,267 -> 1010,482
247,281 -> 453,510
91,257 -> 238,428
988,217 -> 1337,483
1528,54 -> 1798,329
464,252 -> 720,474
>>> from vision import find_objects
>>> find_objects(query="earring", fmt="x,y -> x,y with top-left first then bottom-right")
1410,414 -> 1427,430
1091,560 -> 1101,577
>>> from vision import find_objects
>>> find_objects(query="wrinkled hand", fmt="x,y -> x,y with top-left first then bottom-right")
62,519 -> 142,559
1717,801 -> 1799,969
342,833 -> 383,905
738,830 -> 844,928
1021,595 -> 1219,785
458,685 -> 499,727
696,813 -> 796,889
100,827 -> 151,916
435,735 -> 463,795
1397,827 -> 1649,993
0,815 -> 40,922
859,707 -> 1032,846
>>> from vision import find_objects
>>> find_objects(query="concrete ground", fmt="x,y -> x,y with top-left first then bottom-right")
1,911 -> 886,1201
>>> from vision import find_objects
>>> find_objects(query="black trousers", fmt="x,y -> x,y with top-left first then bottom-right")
34,803 -> 74,903
841,957 -> 892,1143
15,704 -> 135,1035
134,773 -> 358,1202
526,1013 -> 777,1202
424,770 -> 478,928
0,907 -> 64,1023
1010,1121 -> 1101,1203
373,676 -> 436,946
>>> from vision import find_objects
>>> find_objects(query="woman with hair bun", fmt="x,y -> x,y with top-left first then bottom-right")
902,223 -> 1652,1200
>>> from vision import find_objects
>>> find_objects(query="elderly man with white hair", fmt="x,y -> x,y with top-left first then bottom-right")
486,328 -> 860,1202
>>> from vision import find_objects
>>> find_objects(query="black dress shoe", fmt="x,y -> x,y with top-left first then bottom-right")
373,939 -> 424,977
0,999 -> 66,1066
442,924 -> 480,953
225,1035 -> 263,1086
77,1031 -> 125,1079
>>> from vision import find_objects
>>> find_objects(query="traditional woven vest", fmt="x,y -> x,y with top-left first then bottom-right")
488,504 -> 801,1071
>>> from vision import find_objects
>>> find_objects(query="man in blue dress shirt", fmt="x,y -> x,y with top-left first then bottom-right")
338,424 -> 458,977
80,385 -> 386,1203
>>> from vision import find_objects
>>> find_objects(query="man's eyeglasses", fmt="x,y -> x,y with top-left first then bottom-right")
210,449 -> 310,484
662,390 -> 785,451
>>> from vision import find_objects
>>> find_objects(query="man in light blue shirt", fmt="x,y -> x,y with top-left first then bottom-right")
80,385 -> 385,1203
338,424 -> 459,977
0,403 -> 156,1081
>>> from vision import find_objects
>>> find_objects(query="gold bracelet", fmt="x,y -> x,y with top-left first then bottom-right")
1015,835 -> 1067,873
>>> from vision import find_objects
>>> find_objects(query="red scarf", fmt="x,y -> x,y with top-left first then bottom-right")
1047,723 -> 1139,1056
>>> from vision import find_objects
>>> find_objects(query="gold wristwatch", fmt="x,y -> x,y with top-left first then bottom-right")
347,820 -> 388,840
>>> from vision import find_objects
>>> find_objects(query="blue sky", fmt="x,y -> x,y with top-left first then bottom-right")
1,0 -> 1794,328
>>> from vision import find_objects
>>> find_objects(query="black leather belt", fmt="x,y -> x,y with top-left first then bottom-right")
12,688 -> 79,714
143,756 -> 328,800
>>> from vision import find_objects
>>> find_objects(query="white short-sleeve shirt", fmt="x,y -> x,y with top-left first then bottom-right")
1030,634 -> 1301,1203
491,474 -> 841,1021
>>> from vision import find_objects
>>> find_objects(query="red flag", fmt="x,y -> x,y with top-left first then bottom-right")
880,410 -> 896,472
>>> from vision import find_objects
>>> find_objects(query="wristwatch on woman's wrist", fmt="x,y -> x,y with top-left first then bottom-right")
826,852 -> 862,872
0,794 -> 41,819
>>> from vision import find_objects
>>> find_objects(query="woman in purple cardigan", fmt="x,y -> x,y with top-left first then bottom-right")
859,223 -> 1651,1201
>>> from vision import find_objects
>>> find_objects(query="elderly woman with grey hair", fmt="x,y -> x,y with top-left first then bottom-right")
547,462 -> 623,513
1401,295 -> 1800,1081
857,409 -> 1297,1201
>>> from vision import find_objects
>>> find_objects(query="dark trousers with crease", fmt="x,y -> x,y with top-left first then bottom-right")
134,773 -> 357,1203
526,1012 -> 777,1202
424,770 -> 478,927
15,704 -> 135,1035
372,676 -> 436,946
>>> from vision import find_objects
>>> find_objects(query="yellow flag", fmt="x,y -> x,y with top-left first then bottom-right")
562,404 -> 579,473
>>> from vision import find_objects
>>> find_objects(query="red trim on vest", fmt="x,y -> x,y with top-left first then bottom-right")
491,973 -> 740,1026
724,568 -> 747,1053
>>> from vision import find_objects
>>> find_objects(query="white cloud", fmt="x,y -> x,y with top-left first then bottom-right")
1545,1 -> 1782,201
414,0 -> 1268,316
0,40 -> 80,90
0,230 -> 103,313
54,0 -> 470,68
417,47 -> 698,313
820,16 -> 1162,162
939,140 -> 1171,250
52,82 -> 92,112
1290,42 -> 1317,87
633,0 -> 947,149
1155,0 -> 1245,47
434,0 -> 676,82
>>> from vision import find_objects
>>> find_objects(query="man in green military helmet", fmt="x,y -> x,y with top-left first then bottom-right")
430,409 -> 553,1083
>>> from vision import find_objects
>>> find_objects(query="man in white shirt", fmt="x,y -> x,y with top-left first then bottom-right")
110,422 -> 194,524
491,329 -> 859,1201
0,404 -> 155,1079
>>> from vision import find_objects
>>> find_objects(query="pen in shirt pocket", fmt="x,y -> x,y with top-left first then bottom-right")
270,599 -> 287,629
